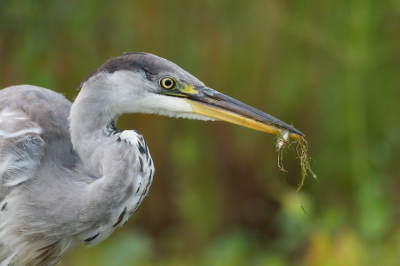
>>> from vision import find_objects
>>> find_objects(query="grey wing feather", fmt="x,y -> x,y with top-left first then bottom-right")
0,108 -> 44,203
0,85 -> 73,198
0,85 -> 76,265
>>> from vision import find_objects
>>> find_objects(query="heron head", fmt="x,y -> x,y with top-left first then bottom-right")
80,52 -> 304,138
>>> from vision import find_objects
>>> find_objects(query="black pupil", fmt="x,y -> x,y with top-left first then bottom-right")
164,79 -> 172,87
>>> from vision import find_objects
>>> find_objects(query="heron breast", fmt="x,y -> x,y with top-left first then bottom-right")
114,134 -> 155,228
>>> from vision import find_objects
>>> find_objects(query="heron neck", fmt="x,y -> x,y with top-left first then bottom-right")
69,85 -> 121,173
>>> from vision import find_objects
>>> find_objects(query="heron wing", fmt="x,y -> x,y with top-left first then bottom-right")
0,85 -> 74,200
0,86 -> 79,265
0,111 -> 45,207
0,108 -> 44,188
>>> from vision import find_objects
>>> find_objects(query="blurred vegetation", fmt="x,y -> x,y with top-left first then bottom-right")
1,0 -> 400,265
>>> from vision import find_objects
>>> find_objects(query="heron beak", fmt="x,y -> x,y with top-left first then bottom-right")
182,86 -> 304,139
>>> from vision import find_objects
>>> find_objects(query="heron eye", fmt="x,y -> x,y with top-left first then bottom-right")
160,77 -> 176,90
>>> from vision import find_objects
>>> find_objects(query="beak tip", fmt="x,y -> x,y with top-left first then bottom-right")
285,126 -> 305,138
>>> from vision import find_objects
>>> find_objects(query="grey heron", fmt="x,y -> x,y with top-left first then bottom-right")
0,52 -> 303,265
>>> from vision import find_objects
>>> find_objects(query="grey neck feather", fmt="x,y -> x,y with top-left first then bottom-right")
69,75 -> 122,173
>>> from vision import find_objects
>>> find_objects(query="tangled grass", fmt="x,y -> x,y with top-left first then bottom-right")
276,130 -> 317,211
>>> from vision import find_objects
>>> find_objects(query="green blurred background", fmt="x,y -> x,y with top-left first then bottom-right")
1,0 -> 399,265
